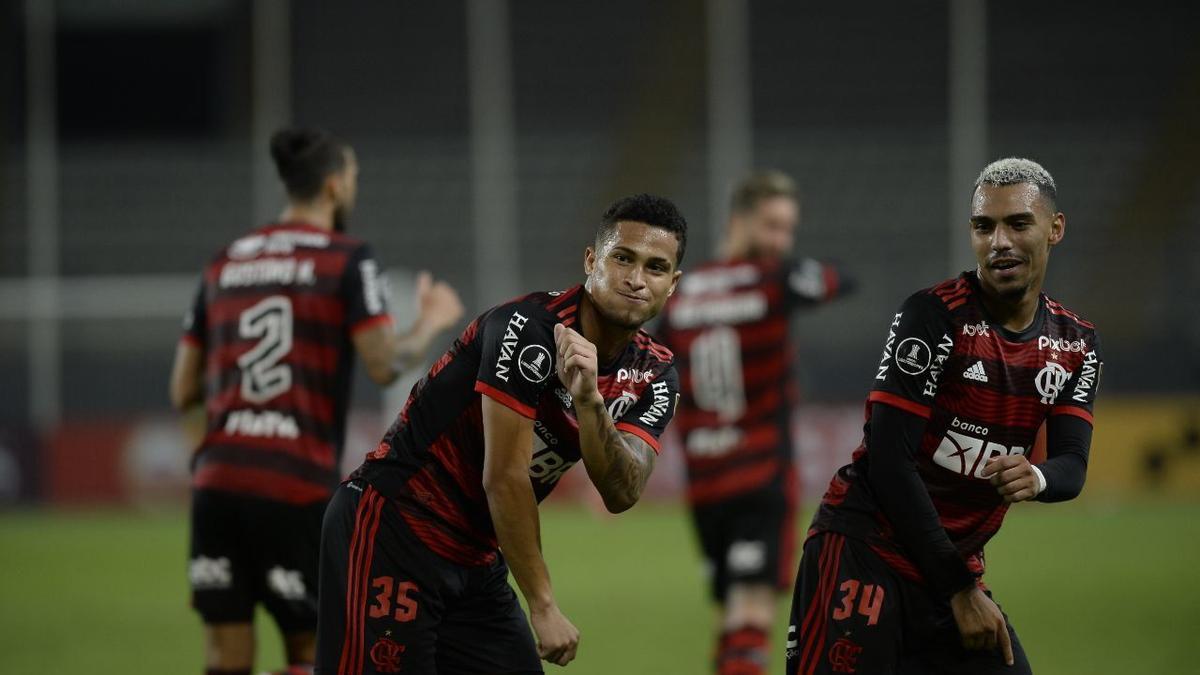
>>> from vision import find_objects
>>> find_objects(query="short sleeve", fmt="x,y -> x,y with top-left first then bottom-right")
785,257 -> 852,308
614,366 -> 680,453
344,244 -> 393,335
180,279 -> 207,349
473,305 -> 557,419
1050,332 -> 1103,425
867,293 -> 956,419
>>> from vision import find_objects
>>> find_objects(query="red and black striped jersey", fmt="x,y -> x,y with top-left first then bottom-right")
352,285 -> 679,566
181,222 -> 392,505
655,257 -> 849,505
811,271 -> 1102,582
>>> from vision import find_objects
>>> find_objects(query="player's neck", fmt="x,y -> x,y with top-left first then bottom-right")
277,203 -> 334,231
977,279 -> 1042,333
578,291 -> 637,366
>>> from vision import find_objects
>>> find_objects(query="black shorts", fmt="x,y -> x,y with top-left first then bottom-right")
189,488 -> 326,632
690,484 -> 796,601
315,480 -> 541,675
785,532 -> 1032,675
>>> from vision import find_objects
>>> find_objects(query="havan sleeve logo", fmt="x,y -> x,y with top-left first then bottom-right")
493,310 -> 530,382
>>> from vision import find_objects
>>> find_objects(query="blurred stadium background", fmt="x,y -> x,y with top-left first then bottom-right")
1,1 -> 1198,673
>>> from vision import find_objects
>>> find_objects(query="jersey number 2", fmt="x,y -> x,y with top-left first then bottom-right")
237,296 -> 293,403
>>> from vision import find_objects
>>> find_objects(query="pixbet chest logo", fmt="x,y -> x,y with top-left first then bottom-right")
1038,335 -> 1087,353
617,367 -> 652,384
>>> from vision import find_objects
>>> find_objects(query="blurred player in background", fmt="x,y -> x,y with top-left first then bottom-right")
169,127 -> 464,675
316,194 -> 685,674
655,171 -> 853,675
786,158 -> 1102,674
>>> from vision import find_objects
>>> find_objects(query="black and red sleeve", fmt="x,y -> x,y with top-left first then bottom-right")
1050,331 -> 1103,425
784,257 -> 855,308
342,243 -> 393,336
864,293 -> 976,597
614,365 -> 680,454
180,279 -> 207,349
1039,331 -> 1103,502
473,304 -> 556,419
867,292 -> 955,419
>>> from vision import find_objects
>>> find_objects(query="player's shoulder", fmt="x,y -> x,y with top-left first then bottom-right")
631,328 -> 675,367
917,272 -> 976,312
1040,291 -> 1099,341
888,274 -> 963,323
482,285 -> 584,331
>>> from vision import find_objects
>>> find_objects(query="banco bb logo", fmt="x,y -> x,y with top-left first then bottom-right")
518,344 -> 553,383
1034,361 -> 1072,404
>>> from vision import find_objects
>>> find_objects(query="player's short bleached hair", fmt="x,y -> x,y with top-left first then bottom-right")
974,157 -> 1058,209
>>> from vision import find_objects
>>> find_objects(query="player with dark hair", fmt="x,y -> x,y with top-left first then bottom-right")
655,170 -> 853,675
169,127 -> 464,675
785,158 -> 1103,674
315,194 -> 687,674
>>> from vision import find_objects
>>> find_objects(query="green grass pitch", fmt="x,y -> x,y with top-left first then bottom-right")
1,501 -> 1197,673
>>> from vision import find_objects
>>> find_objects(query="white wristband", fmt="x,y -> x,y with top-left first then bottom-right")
1030,464 -> 1047,496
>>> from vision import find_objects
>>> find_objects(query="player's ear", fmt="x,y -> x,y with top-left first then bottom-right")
583,246 -> 596,275
668,270 -> 681,296
1048,213 -> 1065,248
323,172 -> 343,203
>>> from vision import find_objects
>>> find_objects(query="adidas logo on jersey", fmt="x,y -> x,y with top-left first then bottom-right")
963,360 -> 988,382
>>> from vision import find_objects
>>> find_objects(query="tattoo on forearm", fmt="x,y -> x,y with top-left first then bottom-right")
593,416 -> 656,507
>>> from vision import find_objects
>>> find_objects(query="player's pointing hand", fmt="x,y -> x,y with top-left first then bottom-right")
980,454 -> 1040,503
554,323 -> 601,406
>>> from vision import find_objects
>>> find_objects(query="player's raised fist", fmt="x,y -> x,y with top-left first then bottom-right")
554,323 -> 600,405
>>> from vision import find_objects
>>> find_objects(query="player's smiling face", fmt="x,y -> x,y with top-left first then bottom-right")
584,220 -> 682,329
969,183 -> 1064,303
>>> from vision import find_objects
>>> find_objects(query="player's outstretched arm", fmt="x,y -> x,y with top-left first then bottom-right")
353,271 -> 464,385
480,395 -> 580,667
554,323 -> 655,514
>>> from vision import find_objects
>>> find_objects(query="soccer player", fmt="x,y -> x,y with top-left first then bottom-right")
169,127 -> 464,675
655,170 -> 852,675
315,194 -> 686,674
785,158 -> 1103,675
